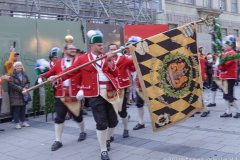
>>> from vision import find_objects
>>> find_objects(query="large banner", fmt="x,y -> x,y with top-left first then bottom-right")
130,23 -> 204,131
124,24 -> 168,42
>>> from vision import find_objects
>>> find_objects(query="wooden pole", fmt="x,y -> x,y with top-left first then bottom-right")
24,48 -> 123,92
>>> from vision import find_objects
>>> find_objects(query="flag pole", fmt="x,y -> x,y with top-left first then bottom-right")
24,48 -> 123,93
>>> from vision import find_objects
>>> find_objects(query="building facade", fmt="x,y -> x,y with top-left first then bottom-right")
156,0 -> 240,53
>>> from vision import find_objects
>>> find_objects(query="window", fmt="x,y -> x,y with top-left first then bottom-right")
169,24 -> 178,30
203,0 -> 212,8
185,0 -> 194,5
219,0 -> 227,11
221,28 -> 228,37
234,29 -> 239,37
231,0 -> 238,13
151,0 -> 163,12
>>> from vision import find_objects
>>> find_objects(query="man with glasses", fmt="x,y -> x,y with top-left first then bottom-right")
42,43 -> 87,151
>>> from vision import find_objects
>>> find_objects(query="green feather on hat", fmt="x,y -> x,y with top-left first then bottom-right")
35,59 -> 50,75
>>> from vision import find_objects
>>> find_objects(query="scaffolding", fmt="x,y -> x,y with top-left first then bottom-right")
0,0 -> 162,24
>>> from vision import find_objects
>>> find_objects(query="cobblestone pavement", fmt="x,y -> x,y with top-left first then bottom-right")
1,87 -> 240,160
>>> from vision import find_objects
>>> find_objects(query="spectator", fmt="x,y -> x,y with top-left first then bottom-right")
206,54 -> 214,88
8,62 -> 30,129
5,46 -> 20,75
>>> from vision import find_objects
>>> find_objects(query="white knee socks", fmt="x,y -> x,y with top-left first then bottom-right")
122,116 -> 128,130
96,129 -> 107,152
55,123 -> 64,142
77,120 -> 85,133
107,127 -> 115,141
231,101 -> 240,112
212,91 -> 216,104
138,107 -> 144,125
225,101 -> 231,114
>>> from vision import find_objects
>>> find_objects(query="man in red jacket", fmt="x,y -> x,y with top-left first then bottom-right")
50,30 -> 119,160
218,35 -> 240,118
125,36 -> 146,130
43,43 -> 87,151
108,43 -> 135,139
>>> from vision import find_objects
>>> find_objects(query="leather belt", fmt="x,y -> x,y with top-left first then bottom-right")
99,81 -> 111,85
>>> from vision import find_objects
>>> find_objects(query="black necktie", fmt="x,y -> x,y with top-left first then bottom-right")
96,56 -> 102,68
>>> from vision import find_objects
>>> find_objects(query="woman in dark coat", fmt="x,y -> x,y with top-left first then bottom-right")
8,61 -> 30,129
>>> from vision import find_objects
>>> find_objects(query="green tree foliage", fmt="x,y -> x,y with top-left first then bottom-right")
32,81 -> 40,114
44,81 -> 54,114
211,18 -> 223,54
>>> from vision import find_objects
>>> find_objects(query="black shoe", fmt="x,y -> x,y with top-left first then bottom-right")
110,136 -> 114,142
191,114 -> 195,117
220,113 -> 232,118
78,132 -> 87,141
101,151 -> 110,160
0,128 -> 5,131
51,141 -> 63,151
133,123 -> 145,130
195,112 -> 201,114
122,130 -> 129,138
106,140 -> 111,151
207,103 -> 216,107
233,112 -> 240,118
201,111 -> 210,117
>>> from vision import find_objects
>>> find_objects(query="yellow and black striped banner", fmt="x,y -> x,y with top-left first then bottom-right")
130,23 -> 205,131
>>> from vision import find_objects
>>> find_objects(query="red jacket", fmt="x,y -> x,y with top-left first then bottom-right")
115,55 -> 135,89
218,50 -> 238,79
135,76 -> 141,89
43,58 -> 81,98
61,53 -> 119,97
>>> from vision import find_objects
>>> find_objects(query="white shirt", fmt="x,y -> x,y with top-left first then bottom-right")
91,53 -> 110,82
63,57 -> 73,86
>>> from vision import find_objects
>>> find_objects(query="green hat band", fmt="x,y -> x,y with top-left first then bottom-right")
89,35 -> 104,44
49,52 -> 58,58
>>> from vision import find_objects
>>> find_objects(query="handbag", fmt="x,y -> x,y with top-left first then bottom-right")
23,93 -> 32,103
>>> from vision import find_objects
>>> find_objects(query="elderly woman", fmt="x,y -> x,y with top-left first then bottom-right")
8,61 -> 30,129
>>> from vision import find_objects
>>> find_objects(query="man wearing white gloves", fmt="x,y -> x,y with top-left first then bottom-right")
53,30 -> 119,160
42,42 -> 87,151
76,90 -> 84,100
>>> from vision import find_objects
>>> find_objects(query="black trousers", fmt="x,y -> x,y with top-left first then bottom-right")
12,105 -> 26,123
211,80 -> 218,91
206,73 -> 212,87
87,96 -> 118,130
223,79 -> 236,103
118,88 -> 128,118
54,98 -> 83,124
136,91 -> 144,108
